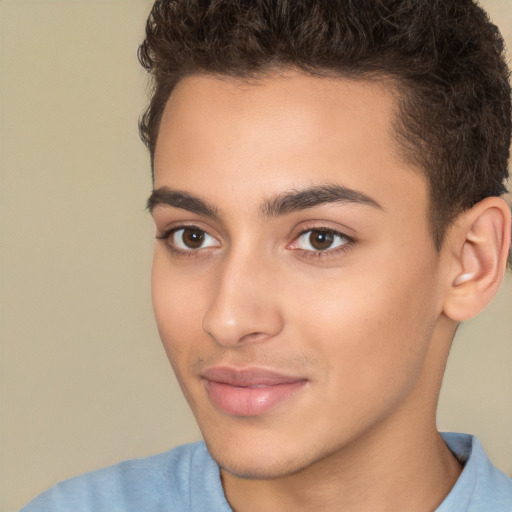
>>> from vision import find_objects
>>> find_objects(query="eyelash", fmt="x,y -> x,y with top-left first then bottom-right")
290,227 -> 355,259
156,225 -> 355,259
156,225 -> 217,258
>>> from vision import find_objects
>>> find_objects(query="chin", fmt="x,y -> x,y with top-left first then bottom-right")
203,428 -> 332,480
214,451 -> 310,480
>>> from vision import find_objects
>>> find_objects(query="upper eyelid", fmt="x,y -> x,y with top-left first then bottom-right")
293,227 -> 353,245
156,221 -> 218,237
158,225 -> 219,242
293,224 -> 354,241
297,226 -> 349,236
290,216 -> 355,233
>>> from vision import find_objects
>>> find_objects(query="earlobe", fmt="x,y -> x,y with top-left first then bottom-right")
443,196 -> 511,322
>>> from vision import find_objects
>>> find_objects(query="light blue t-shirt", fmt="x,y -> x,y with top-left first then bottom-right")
21,433 -> 512,511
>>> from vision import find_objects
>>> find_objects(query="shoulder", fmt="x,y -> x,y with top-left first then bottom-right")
438,432 -> 512,512
21,441 -> 224,512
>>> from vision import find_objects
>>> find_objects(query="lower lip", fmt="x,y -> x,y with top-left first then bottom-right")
204,379 -> 308,417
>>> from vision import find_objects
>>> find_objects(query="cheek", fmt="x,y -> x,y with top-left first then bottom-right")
287,260 -> 439,399
151,252 -> 216,413
151,251 -> 206,365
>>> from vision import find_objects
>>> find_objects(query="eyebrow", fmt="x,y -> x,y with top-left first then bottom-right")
147,184 -> 383,218
146,187 -> 218,217
261,184 -> 384,216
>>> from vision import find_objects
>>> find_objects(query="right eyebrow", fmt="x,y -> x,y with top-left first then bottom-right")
146,187 -> 219,218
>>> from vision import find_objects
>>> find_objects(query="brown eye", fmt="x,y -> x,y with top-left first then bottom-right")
292,228 -> 350,253
181,228 -> 205,249
308,230 -> 334,250
167,227 -> 219,251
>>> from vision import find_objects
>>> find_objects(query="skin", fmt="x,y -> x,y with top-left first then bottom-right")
149,72 -> 501,511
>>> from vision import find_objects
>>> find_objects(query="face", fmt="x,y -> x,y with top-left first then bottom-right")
150,72 -> 448,479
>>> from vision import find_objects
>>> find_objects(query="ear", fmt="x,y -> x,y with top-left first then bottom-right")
442,196 -> 511,322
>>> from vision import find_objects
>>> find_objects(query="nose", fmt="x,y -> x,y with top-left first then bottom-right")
202,249 -> 284,347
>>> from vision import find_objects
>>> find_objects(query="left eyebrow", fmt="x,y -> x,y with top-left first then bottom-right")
261,184 -> 384,217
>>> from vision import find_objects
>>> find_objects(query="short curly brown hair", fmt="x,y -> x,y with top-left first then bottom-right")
138,0 -> 511,256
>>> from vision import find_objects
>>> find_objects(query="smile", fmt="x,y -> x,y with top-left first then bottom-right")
201,367 -> 309,417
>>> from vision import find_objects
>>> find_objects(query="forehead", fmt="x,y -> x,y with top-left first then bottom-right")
154,72 -> 428,220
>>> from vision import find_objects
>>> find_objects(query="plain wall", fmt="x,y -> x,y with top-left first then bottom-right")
0,1 -> 511,511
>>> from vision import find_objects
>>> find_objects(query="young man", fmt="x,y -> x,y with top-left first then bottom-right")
22,0 -> 512,510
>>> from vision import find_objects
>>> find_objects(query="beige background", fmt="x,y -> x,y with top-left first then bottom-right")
0,1 -> 511,510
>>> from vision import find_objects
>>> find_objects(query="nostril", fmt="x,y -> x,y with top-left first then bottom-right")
202,325 -> 267,347
238,332 -> 268,344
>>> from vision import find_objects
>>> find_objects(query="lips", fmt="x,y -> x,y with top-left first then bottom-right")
202,367 -> 308,417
